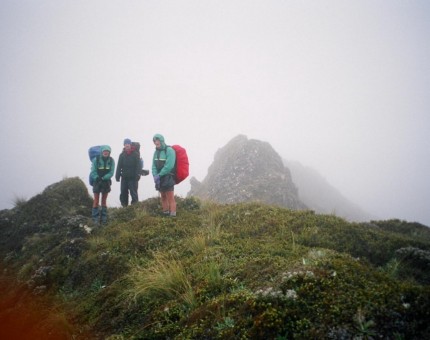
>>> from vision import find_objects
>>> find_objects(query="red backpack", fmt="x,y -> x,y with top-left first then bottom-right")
171,145 -> 189,184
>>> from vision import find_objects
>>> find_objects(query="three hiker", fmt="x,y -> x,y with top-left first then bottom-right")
152,134 -> 177,217
89,134 -> 182,222
115,138 -> 141,207
90,145 -> 115,224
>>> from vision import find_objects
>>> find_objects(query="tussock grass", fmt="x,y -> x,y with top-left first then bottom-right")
187,233 -> 208,255
205,260 -> 222,288
127,252 -> 195,307
12,195 -> 27,208
201,201 -> 224,241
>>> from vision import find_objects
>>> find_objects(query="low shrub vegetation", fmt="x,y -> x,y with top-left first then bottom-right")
0,179 -> 429,339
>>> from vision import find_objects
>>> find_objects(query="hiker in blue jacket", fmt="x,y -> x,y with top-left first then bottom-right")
90,145 -> 115,224
152,134 -> 177,217
115,138 -> 141,207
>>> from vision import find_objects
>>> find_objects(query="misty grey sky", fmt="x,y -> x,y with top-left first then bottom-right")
1,1 -> 429,226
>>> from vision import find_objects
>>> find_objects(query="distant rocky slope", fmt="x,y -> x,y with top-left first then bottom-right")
188,134 -> 371,221
188,135 -> 306,210
284,160 -> 373,221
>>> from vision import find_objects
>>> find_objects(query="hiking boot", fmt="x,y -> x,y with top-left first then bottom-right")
101,206 -> 108,224
169,211 -> 177,217
91,207 -> 100,224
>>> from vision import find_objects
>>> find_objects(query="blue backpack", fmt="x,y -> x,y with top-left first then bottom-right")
88,146 -> 102,186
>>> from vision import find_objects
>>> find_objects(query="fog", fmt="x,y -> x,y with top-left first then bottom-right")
1,1 -> 429,226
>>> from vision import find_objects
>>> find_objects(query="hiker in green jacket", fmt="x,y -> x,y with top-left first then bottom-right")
152,134 -> 177,217
90,145 -> 115,224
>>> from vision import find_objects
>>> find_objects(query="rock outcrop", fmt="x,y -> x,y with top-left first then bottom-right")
0,177 -> 93,256
188,135 -> 306,210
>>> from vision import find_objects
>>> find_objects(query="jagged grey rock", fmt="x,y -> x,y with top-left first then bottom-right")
188,135 -> 306,210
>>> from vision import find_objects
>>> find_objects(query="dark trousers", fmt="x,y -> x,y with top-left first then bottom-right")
120,178 -> 138,207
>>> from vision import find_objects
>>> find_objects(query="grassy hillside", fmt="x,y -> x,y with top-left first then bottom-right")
1,178 -> 430,339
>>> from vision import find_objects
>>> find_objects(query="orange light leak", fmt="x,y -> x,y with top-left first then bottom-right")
0,276 -> 77,340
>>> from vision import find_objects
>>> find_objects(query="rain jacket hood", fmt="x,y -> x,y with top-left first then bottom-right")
101,145 -> 112,154
153,134 -> 166,149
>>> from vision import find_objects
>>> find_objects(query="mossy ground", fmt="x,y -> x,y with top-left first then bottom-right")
1,179 -> 430,339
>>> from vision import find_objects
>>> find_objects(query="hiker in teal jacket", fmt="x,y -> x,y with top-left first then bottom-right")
90,145 -> 115,224
152,134 -> 177,216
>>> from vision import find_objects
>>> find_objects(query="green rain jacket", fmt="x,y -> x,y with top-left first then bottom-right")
90,145 -> 115,181
152,134 -> 176,177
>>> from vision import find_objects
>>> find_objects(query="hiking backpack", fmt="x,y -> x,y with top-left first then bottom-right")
131,142 -> 147,175
88,146 -> 102,186
171,145 -> 189,184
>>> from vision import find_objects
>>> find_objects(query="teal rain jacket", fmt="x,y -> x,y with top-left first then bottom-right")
90,145 -> 115,181
151,134 -> 176,177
